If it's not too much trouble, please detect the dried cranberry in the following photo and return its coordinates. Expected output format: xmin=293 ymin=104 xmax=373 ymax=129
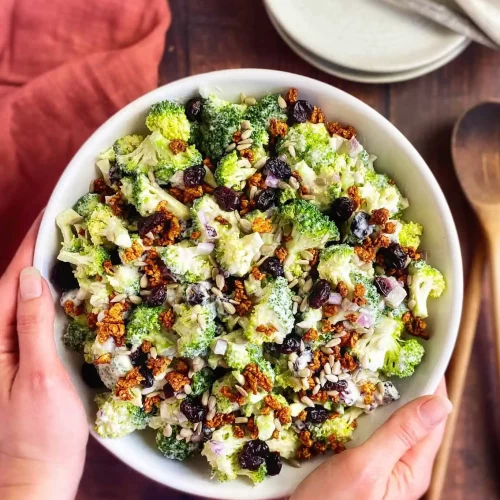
xmin=265 ymin=452 xmax=283 ymax=476
xmin=324 ymin=379 xmax=348 ymax=394
xmin=109 ymin=248 xmax=122 ymax=266
xmin=138 ymin=212 xmax=166 ymax=238
xmin=180 ymin=398 xmax=207 ymax=423
xmin=255 ymin=189 xmax=277 ymax=211
xmin=350 ymin=212 xmax=373 ymax=240
xmin=330 ymin=197 xmax=354 ymax=225
xmin=109 ymin=163 xmax=122 ymax=184
xmin=130 ymin=348 xmax=148 ymax=367
xmin=259 ymin=257 xmax=284 ymax=278
xmin=186 ymin=284 xmax=208 ymax=305
xmin=374 ymin=276 xmax=393 ymax=297
xmin=51 ymin=261 xmax=78 ymax=292
xmin=143 ymin=285 xmax=167 ymax=307
xmin=185 ymin=98 xmax=203 ymax=122
xmin=239 ymin=440 xmax=269 ymax=471
xmin=289 ymin=100 xmax=314 ymax=124
xmin=305 ymin=405 xmax=329 ymax=424
xmin=205 ymin=225 xmax=217 ymax=238
xmin=81 ymin=363 xmax=104 ymax=389
xmin=308 ymin=279 xmax=331 ymax=309
xmin=163 ymin=385 xmax=175 ymax=399
xmin=264 ymin=342 xmax=282 ymax=358
xmin=139 ymin=366 xmax=155 ymax=388
xmin=158 ymin=263 xmax=175 ymax=282
xmin=281 ymin=334 xmax=301 ymax=354
xmin=213 ymin=186 xmax=241 ymax=211
xmin=184 ymin=165 xmax=206 ymax=187
xmin=265 ymin=158 xmax=291 ymax=180
xmin=378 ymin=244 xmax=407 ymax=270
xmin=202 ymin=425 xmax=214 ymax=442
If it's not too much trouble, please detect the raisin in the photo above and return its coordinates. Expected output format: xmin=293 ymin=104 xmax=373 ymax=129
xmin=138 ymin=212 xmax=166 ymax=238
xmin=202 ymin=425 xmax=214 ymax=442
xmin=139 ymin=366 xmax=155 ymax=389
xmin=184 ymin=165 xmax=206 ymax=187
xmin=158 ymin=263 xmax=175 ymax=282
xmin=289 ymin=100 xmax=314 ymax=124
xmin=374 ymin=276 xmax=393 ymax=297
xmin=350 ymin=212 xmax=373 ymax=240
xmin=143 ymin=285 xmax=167 ymax=307
xmin=265 ymin=158 xmax=291 ymax=180
xmin=305 ymin=405 xmax=329 ymax=424
xmin=281 ymin=334 xmax=301 ymax=354
xmin=185 ymin=98 xmax=203 ymax=122
xmin=81 ymin=363 xmax=104 ymax=389
xmin=259 ymin=257 xmax=284 ymax=278
xmin=180 ymin=398 xmax=207 ymax=423
xmin=378 ymin=244 xmax=407 ymax=270
xmin=255 ymin=189 xmax=277 ymax=211
xmin=308 ymin=279 xmax=331 ymax=309
xmin=264 ymin=342 xmax=282 ymax=358
xmin=265 ymin=452 xmax=283 ymax=476
xmin=239 ymin=440 xmax=269 ymax=471
xmin=213 ymin=186 xmax=241 ymax=211
xmin=108 ymin=163 xmax=122 ymax=184
xmin=109 ymin=248 xmax=122 ymax=266
xmin=186 ymin=284 xmax=208 ymax=305
xmin=330 ymin=197 xmax=354 ymax=225
xmin=163 ymin=385 xmax=175 ymax=399
xmin=130 ymin=349 xmax=148 ymax=367
xmin=51 ymin=261 xmax=78 ymax=292
xmin=325 ymin=379 xmax=348 ymax=395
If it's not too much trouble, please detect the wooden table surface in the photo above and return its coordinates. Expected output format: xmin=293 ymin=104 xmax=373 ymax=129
xmin=76 ymin=1 xmax=500 ymax=498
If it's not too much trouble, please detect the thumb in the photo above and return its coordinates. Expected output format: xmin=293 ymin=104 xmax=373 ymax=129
xmin=359 ymin=394 xmax=452 ymax=470
xmin=17 ymin=267 xmax=58 ymax=372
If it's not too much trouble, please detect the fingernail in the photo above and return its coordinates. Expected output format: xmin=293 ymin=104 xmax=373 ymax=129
xmin=419 ymin=396 xmax=453 ymax=426
xmin=20 ymin=267 xmax=42 ymax=300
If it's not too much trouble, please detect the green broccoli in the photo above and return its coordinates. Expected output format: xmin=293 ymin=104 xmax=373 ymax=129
xmin=243 ymin=94 xmax=287 ymax=130
xmin=407 ymin=260 xmax=446 ymax=318
xmin=211 ymin=374 xmax=245 ymax=414
xmin=243 ymin=277 xmax=294 ymax=345
xmin=190 ymin=367 xmax=216 ymax=397
xmin=351 ymin=272 xmax=383 ymax=322
xmin=172 ymin=303 xmax=217 ymax=358
xmin=56 ymin=208 xmax=84 ymax=245
xmin=131 ymin=174 xmax=190 ymax=219
xmin=159 ymin=241 xmax=212 ymax=283
xmin=78 ymin=278 xmax=113 ymax=309
xmin=57 ymin=239 xmax=109 ymax=279
xmin=267 ymin=428 xmax=300 ymax=459
xmin=382 ymin=338 xmax=425 ymax=378
xmin=215 ymin=151 xmax=256 ymax=191
xmin=217 ymin=330 xmax=264 ymax=371
xmin=215 ymin=230 xmax=263 ymax=277
xmin=154 ymin=143 xmax=203 ymax=185
xmin=73 ymin=193 xmax=101 ymax=218
xmin=107 ymin=264 xmax=141 ymax=296
xmin=239 ymin=462 xmax=267 ymax=484
xmin=113 ymin=134 xmax=144 ymax=156
xmin=317 ymin=244 xmax=356 ymax=292
xmin=278 ymin=184 xmax=298 ymax=205
xmin=146 ymin=100 xmax=191 ymax=141
xmin=63 ymin=319 xmax=94 ymax=352
xmin=383 ymin=300 xmax=409 ymax=319
xmin=86 ymin=203 xmax=132 ymax=248
xmin=156 ymin=427 xmax=200 ymax=460
xmin=95 ymin=393 xmax=149 ymax=438
xmin=358 ymin=172 xmax=409 ymax=216
xmin=398 ymin=221 xmax=423 ymax=249
xmin=311 ymin=407 xmax=362 ymax=443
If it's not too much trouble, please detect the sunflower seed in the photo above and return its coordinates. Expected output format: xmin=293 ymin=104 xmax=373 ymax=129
xmin=288 ymin=361 xmax=295 ymax=372
xmin=407 ymin=275 xmax=412 ymax=285
xmin=319 ymin=372 xmax=326 ymax=386
xmin=326 ymin=338 xmax=342 ymax=348
xmin=302 ymin=279 xmax=313 ymax=294
xmin=148 ymin=170 xmax=156 ymax=183
xmin=321 ymin=346 xmax=333 ymax=355
xmin=327 ymin=390 xmax=339 ymax=397
xmin=252 ymin=251 xmax=262 ymax=263
xmin=193 ymin=421 xmax=201 ymax=432
xmin=150 ymin=347 xmax=157 ymax=359
xmin=303 ymin=266 xmax=311 ymax=273
xmin=288 ymin=279 xmax=299 ymax=289
xmin=312 ymin=384 xmax=321 ymax=395
xmin=241 ymin=129 xmax=253 ymax=140
xmin=211 ymin=287 xmax=223 ymax=298
xmin=288 ymin=176 xmax=300 ymax=190
xmin=299 ymin=296 xmax=308 ymax=312
xmin=408 ymin=299 xmax=416 ymax=309
xmin=182 ymin=384 xmax=192 ymax=395
xmin=324 ymin=363 xmax=332 ymax=375
xmin=89 ymin=180 xmax=95 ymax=193
xmin=198 ymin=314 xmax=207 ymax=329
xmin=333 ymin=330 xmax=348 ymax=338
xmin=133 ymin=261 xmax=147 ymax=267
xmin=202 ymin=391 xmax=210 ymax=407
xmin=254 ymin=156 xmax=268 ymax=170
xmin=296 ymin=259 xmax=309 ymax=266
xmin=278 ymin=95 xmax=287 ymax=109
xmin=301 ymin=378 xmax=310 ymax=389
xmin=377 ymin=382 xmax=386 ymax=394
xmin=289 ymin=352 xmax=298 ymax=362
xmin=244 ymin=96 xmax=257 ymax=106
xmin=241 ymin=119 xmax=251 ymax=130
xmin=301 ymin=194 xmax=316 ymax=200
xmin=111 ymin=293 xmax=127 ymax=303
xmin=180 ymin=428 xmax=193 ymax=439
xmin=223 ymin=302 xmax=236 ymax=315
xmin=176 ymin=393 xmax=187 ymax=400
xmin=292 ymin=302 xmax=298 ymax=314
xmin=239 ymin=219 xmax=252 ymax=232
xmin=260 ymin=244 xmax=275 ymax=256
xmin=140 ymin=274 xmax=149 ymax=289
xmin=216 ymin=274 xmax=225 ymax=290
xmin=299 ymin=340 xmax=305 ymax=353
xmin=274 ymin=229 xmax=282 ymax=242
xmin=206 ymin=408 xmax=216 ymax=421
xmin=139 ymin=290 xmax=152 ymax=296
xmin=238 ymin=138 xmax=253 ymax=147
xmin=240 ymin=92 xmax=247 ymax=103
xmin=145 ymin=231 xmax=155 ymax=240
xmin=128 ymin=295 xmax=142 ymax=305
xmin=287 ymin=458 xmax=302 ymax=468
xmin=274 ymin=418 xmax=282 ymax=431
xmin=208 ymin=395 xmax=217 ymax=411
xmin=163 ymin=424 xmax=173 ymax=437
xmin=233 ymin=373 xmax=245 ymax=386
xmin=225 ymin=143 xmax=236 ymax=153
xmin=235 ymin=385 xmax=248 ymax=397
xmin=315 ymin=177 xmax=327 ymax=186
xmin=332 ymin=361 xmax=342 ymax=375
xmin=325 ymin=374 xmax=338 ymax=383
xmin=298 ymin=368 xmax=310 ymax=378
xmin=329 ymin=355 xmax=336 ymax=366
xmin=301 ymin=396 xmax=315 ymax=408
xmin=249 ymin=185 xmax=258 ymax=201
xmin=235 ymin=417 xmax=249 ymax=424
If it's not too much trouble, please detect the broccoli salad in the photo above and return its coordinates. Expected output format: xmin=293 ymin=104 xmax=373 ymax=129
xmin=52 ymin=87 xmax=446 ymax=484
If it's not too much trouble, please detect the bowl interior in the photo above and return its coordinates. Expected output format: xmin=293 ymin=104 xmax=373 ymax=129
xmin=34 ymin=69 xmax=462 ymax=500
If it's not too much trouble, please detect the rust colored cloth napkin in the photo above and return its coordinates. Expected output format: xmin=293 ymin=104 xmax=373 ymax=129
xmin=0 ymin=0 xmax=171 ymax=272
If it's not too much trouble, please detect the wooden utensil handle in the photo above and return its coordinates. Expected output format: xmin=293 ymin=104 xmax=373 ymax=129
xmin=426 ymin=244 xmax=485 ymax=500
xmin=487 ymin=235 xmax=500 ymax=391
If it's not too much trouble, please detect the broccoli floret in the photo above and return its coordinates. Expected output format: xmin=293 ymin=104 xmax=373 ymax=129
xmin=317 ymin=244 xmax=356 ymax=291
xmin=382 ymin=338 xmax=425 ymax=378
xmin=384 ymin=300 xmax=409 ymax=319
xmin=278 ymin=184 xmax=298 ymax=205
xmin=243 ymin=94 xmax=287 ymax=130
xmin=95 ymin=393 xmax=149 ymax=438
xmin=215 ymin=230 xmax=263 ymax=277
xmin=408 ymin=260 xmax=446 ymax=318
xmin=212 ymin=374 xmax=244 ymax=414
xmin=73 ymin=193 xmax=101 ymax=218
xmin=311 ymin=407 xmax=362 ymax=443
xmin=352 ymin=316 xmax=404 ymax=372
xmin=57 ymin=239 xmax=109 ymax=279
xmin=156 ymin=427 xmax=200 ymax=460
xmin=199 ymin=95 xmax=247 ymax=159
xmin=107 ymin=264 xmax=141 ymax=296
xmin=358 ymin=172 xmax=409 ymax=216
xmin=159 ymin=241 xmax=212 ymax=283
xmin=352 ymin=272 xmax=383 ymax=322
xmin=190 ymin=367 xmax=216 ymax=397
xmin=218 ymin=330 xmax=264 ymax=371
xmin=238 ymin=463 xmax=267 ymax=485
xmin=132 ymin=174 xmax=190 ymax=219
xmin=215 ymin=151 xmax=256 ymax=191
xmin=279 ymin=200 xmax=339 ymax=260
xmin=267 ymin=428 xmax=300 ymax=459
xmin=56 ymin=208 xmax=84 ymax=245
xmin=172 ymin=303 xmax=216 ymax=358
xmin=255 ymin=412 xmax=276 ymax=441
xmin=113 ymin=134 xmax=144 ymax=156
xmin=78 ymin=277 xmax=113 ymax=309
xmin=146 ymin=100 xmax=191 ymax=141
xmin=86 ymin=203 xmax=132 ymax=248
xmin=398 ymin=221 xmax=423 ymax=249
xmin=243 ymin=277 xmax=294 ymax=345
xmin=153 ymin=143 xmax=203 ymax=185
xmin=63 ymin=319 xmax=94 ymax=352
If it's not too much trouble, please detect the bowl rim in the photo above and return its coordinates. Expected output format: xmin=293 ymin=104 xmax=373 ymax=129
xmin=34 ymin=68 xmax=463 ymax=499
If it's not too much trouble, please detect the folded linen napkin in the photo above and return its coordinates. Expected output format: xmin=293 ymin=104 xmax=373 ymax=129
xmin=0 ymin=0 xmax=171 ymax=272
xmin=456 ymin=0 xmax=500 ymax=46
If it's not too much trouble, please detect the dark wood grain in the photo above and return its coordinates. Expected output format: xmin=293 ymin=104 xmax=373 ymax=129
xmin=78 ymin=1 xmax=500 ymax=498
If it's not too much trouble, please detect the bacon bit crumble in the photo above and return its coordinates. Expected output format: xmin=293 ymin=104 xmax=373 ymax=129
xmin=337 ymin=281 xmax=348 ymax=298
xmin=299 ymin=186 xmax=309 ymax=197
xmin=269 ymin=118 xmax=289 ymax=138
xmin=215 ymin=215 xmax=229 ymax=225
xmin=206 ymin=412 xmax=235 ymax=429
xmin=87 ymin=313 xmax=98 ymax=331
xmin=248 ymin=172 xmax=263 ymax=187
xmin=169 ymin=139 xmax=188 ymax=154
xmin=203 ymin=158 xmax=214 ymax=171
xmin=251 ymin=266 xmax=266 ymax=281
xmin=97 ymin=303 xmax=128 ymax=346
xmin=63 ymin=300 xmax=84 ymax=318
xmin=234 ymin=280 xmax=252 ymax=316
xmin=233 ymin=425 xmax=245 ymax=438
xmin=383 ymin=221 xmax=396 ymax=234
xmin=159 ymin=309 xmax=175 ymax=329
xmin=94 ymin=353 xmax=111 ymax=365
xmin=275 ymin=246 xmax=288 ymax=263
xmin=256 ymin=325 xmax=278 ymax=336
xmin=240 ymin=149 xmax=255 ymax=164
xmin=220 ymin=386 xmax=246 ymax=406
xmin=141 ymin=340 xmax=152 ymax=353
xmin=246 ymin=417 xmax=259 ymax=439
xmin=103 ymin=259 xmax=114 ymax=275
xmin=165 ymin=371 xmax=190 ymax=392
xmin=309 ymin=106 xmax=326 ymax=124
xmin=190 ymin=231 xmax=201 ymax=240
xmin=352 ymin=283 xmax=367 ymax=307
xmin=115 ymin=367 xmax=144 ymax=401
xmin=232 ymin=130 xmax=242 ymax=143
xmin=299 ymin=430 xmax=313 ymax=448
xmin=243 ymin=363 xmax=273 ymax=395
xmin=252 ymin=217 xmax=273 ymax=233
xmin=369 ymin=208 xmax=390 ymax=226
xmin=284 ymin=88 xmax=298 ymax=104
xmin=147 ymin=357 xmax=170 ymax=376
xmin=323 ymin=304 xmax=339 ymax=318
xmin=346 ymin=185 xmax=362 ymax=210
xmin=326 ymin=121 xmax=357 ymax=139
xmin=303 ymin=328 xmax=318 ymax=342
xmin=402 ymin=311 xmax=429 ymax=339
xmin=144 ymin=395 xmax=161 ymax=413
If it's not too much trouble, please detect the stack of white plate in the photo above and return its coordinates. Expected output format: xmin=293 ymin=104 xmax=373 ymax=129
xmin=264 ymin=0 xmax=470 ymax=83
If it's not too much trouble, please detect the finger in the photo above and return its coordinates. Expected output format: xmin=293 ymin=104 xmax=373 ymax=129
xmin=359 ymin=394 xmax=452 ymax=470
xmin=16 ymin=267 xmax=58 ymax=372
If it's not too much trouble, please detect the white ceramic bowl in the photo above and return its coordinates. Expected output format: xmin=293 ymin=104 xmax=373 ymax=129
xmin=34 ymin=69 xmax=463 ymax=500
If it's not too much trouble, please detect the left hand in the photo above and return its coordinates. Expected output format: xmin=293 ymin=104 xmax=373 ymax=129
xmin=0 ymin=216 xmax=88 ymax=500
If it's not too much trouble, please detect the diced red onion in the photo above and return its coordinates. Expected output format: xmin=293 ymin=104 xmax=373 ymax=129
xmin=341 ymin=298 xmax=352 ymax=311
xmin=214 ymin=339 xmax=227 ymax=355
xmin=332 ymin=173 xmax=341 ymax=183
xmin=328 ymin=293 xmax=343 ymax=305
xmin=348 ymin=137 xmax=363 ymax=157
xmin=169 ymin=170 xmax=185 ymax=189
xmin=357 ymin=313 xmax=374 ymax=328
xmin=196 ymin=242 xmax=215 ymax=255
xmin=348 ymin=303 xmax=360 ymax=312
xmin=265 ymin=173 xmax=280 ymax=188
xmin=198 ymin=210 xmax=207 ymax=225
xmin=210 ymin=441 xmax=224 ymax=456
xmin=385 ymin=284 xmax=407 ymax=308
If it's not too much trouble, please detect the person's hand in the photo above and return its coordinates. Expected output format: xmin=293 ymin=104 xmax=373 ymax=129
xmin=0 ymin=217 xmax=88 ymax=500
xmin=292 ymin=380 xmax=451 ymax=500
